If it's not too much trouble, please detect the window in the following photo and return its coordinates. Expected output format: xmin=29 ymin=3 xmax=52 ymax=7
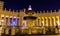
xmin=10 ymin=18 xmax=12 ymax=25
xmin=56 ymin=18 xmax=58 ymax=27
xmin=1 ymin=17 xmax=4 ymax=23
xmin=6 ymin=18 xmax=8 ymax=24
xmin=13 ymin=18 xmax=16 ymax=26
xmin=2 ymin=17 xmax=4 ymax=19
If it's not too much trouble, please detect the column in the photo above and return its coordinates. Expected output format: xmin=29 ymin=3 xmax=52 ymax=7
xmin=43 ymin=17 xmax=46 ymax=34
xmin=36 ymin=18 xmax=38 ymax=26
xmin=59 ymin=16 xmax=60 ymax=34
xmin=48 ymin=17 xmax=50 ymax=27
xmin=16 ymin=17 xmax=19 ymax=34
xmin=57 ymin=16 xmax=60 ymax=34
xmin=40 ymin=17 xmax=42 ymax=27
xmin=0 ymin=15 xmax=2 ymax=36
xmin=46 ymin=17 xmax=48 ymax=32
xmin=11 ymin=17 xmax=16 ymax=35
xmin=41 ymin=17 xmax=44 ymax=27
xmin=39 ymin=17 xmax=42 ymax=33
xmin=5 ymin=16 xmax=10 ymax=35
xmin=38 ymin=17 xmax=40 ymax=27
xmin=11 ymin=28 xmax=15 ymax=36
xmin=55 ymin=16 xmax=59 ymax=34
xmin=4 ymin=16 xmax=6 ymax=34
xmin=19 ymin=17 xmax=21 ymax=32
xmin=41 ymin=17 xmax=44 ymax=34
xmin=54 ymin=17 xmax=56 ymax=27
xmin=5 ymin=28 xmax=9 ymax=35
xmin=11 ymin=17 xmax=13 ymax=35
xmin=50 ymin=17 xmax=52 ymax=27
xmin=42 ymin=17 xmax=45 ymax=27
xmin=20 ymin=16 xmax=23 ymax=30
xmin=52 ymin=17 xmax=54 ymax=27
xmin=17 ymin=17 xmax=20 ymax=27
xmin=45 ymin=17 xmax=47 ymax=34
xmin=19 ymin=16 xmax=21 ymax=27
xmin=1 ymin=15 xmax=4 ymax=34
xmin=39 ymin=17 xmax=41 ymax=27
xmin=45 ymin=17 xmax=48 ymax=27
xmin=15 ymin=16 xmax=17 ymax=34
xmin=34 ymin=19 xmax=37 ymax=27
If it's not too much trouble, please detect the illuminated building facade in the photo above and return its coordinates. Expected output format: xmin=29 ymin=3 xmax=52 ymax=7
xmin=0 ymin=1 xmax=60 ymax=35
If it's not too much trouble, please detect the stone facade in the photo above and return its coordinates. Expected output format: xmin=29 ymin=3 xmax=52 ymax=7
xmin=0 ymin=1 xmax=60 ymax=35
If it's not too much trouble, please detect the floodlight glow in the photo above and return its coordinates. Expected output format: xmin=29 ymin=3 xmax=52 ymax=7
xmin=1 ymin=20 xmax=4 ymax=22
xmin=14 ymin=16 xmax=16 ymax=18
xmin=57 ymin=21 xmax=59 ymax=26
xmin=28 ymin=5 xmax=32 ymax=10
xmin=6 ymin=16 xmax=9 ymax=17
xmin=10 ymin=16 xmax=12 ymax=18
xmin=13 ymin=21 xmax=16 ymax=26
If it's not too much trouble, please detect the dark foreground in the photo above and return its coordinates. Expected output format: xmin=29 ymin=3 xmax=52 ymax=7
xmin=1 ymin=34 xmax=60 ymax=36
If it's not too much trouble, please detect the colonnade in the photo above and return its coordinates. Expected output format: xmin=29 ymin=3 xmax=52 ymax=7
xmin=0 ymin=15 xmax=60 ymax=35
xmin=0 ymin=15 xmax=21 ymax=35
xmin=20 ymin=16 xmax=60 ymax=34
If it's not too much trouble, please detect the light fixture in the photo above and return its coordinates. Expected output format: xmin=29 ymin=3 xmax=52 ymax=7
xmin=1 ymin=19 xmax=4 ymax=22
xmin=14 ymin=16 xmax=16 ymax=18
xmin=10 ymin=16 xmax=12 ymax=18
xmin=57 ymin=21 xmax=59 ymax=26
xmin=1 ymin=14 xmax=4 ymax=17
xmin=13 ymin=21 xmax=16 ymax=26
xmin=6 ymin=16 xmax=9 ymax=17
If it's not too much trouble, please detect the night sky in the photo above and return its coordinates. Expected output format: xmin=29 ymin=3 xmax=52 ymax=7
xmin=1 ymin=0 xmax=60 ymax=12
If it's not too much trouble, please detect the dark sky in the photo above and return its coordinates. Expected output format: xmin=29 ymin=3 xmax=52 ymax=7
xmin=2 ymin=0 xmax=60 ymax=12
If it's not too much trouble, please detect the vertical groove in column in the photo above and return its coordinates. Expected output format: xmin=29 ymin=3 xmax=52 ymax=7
xmin=46 ymin=17 xmax=48 ymax=27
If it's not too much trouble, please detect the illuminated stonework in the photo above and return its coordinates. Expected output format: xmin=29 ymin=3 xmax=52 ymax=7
xmin=0 ymin=1 xmax=60 ymax=35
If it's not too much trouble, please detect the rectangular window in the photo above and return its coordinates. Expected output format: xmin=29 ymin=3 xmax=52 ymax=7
xmin=10 ymin=18 xmax=12 ymax=25
xmin=1 ymin=17 xmax=4 ymax=23
xmin=56 ymin=18 xmax=58 ymax=26
xmin=13 ymin=18 xmax=16 ymax=26
xmin=2 ymin=17 xmax=4 ymax=19
xmin=6 ymin=18 xmax=8 ymax=24
xmin=17 ymin=18 xmax=19 ymax=24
